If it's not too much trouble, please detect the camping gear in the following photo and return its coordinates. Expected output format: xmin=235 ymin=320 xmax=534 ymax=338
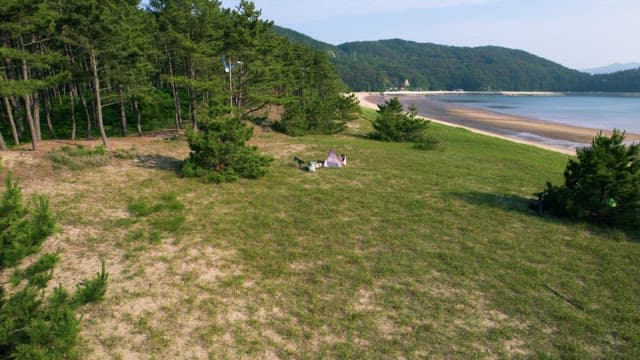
xmin=324 ymin=149 xmax=343 ymax=168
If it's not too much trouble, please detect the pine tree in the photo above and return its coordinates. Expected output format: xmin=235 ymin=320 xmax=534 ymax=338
xmin=276 ymin=43 xmax=360 ymax=135
xmin=182 ymin=115 xmax=273 ymax=183
xmin=544 ymin=130 xmax=640 ymax=226
xmin=369 ymin=97 xmax=430 ymax=142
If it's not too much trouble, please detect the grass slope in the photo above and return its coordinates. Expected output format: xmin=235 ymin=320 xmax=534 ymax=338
xmin=2 ymin=112 xmax=639 ymax=358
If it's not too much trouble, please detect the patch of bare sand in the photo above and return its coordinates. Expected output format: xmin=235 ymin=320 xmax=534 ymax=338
xmin=447 ymin=106 xmax=640 ymax=144
xmin=80 ymin=238 xmax=243 ymax=359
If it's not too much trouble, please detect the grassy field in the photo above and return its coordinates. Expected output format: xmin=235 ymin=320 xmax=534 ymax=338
xmin=2 ymin=110 xmax=639 ymax=359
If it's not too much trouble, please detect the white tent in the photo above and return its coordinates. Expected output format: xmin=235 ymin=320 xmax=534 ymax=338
xmin=324 ymin=149 xmax=343 ymax=168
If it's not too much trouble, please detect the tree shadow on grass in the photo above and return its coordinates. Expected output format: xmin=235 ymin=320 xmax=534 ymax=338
xmin=451 ymin=190 xmax=541 ymax=217
xmin=133 ymin=154 xmax=183 ymax=172
xmin=451 ymin=191 xmax=639 ymax=242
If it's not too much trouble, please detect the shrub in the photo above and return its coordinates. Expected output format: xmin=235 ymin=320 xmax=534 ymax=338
xmin=369 ymin=98 xmax=433 ymax=144
xmin=0 ymin=175 xmax=55 ymax=269
xmin=542 ymin=130 xmax=640 ymax=227
xmin=182 ymin=116 xmax=273 ymax=183
xmin=71 ymin=260 xmax=109 ymax=307
xmin=0 ymin=177 xmax=108 ymax=359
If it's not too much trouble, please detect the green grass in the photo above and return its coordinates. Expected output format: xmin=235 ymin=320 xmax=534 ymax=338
xmin=41 ymin=112 xmax=640 ymax=358
xmin=47 ymin=144 xmax=138 ymax=170
xmin=47 ymin=145 xmax=110 ymax=170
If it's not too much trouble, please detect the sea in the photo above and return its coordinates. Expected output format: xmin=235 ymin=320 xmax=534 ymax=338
xmin=434 ymin=94 xmax=640 ymax=134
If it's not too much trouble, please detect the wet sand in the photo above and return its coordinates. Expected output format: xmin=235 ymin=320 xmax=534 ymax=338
xmin=356 ymin=92 xmax=640 ymax=156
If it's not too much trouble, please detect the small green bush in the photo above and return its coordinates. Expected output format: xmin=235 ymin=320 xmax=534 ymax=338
xmin=182 ymin=116 xmax=273 ymax=183
xmin=0 ymin=178 xmax=108 ymax=359
xmin=0 ymin=175 xmax=55 ymax=269
xmin=369 ymin=98 xmax=436 ymax=147
xmin=71 ymin=260 xmax=109 ymax=307
xmin=543 ymin=130 xmax=640 ymax=227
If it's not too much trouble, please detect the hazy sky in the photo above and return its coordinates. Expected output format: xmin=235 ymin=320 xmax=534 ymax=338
xmin=219 ymin=0 xmax=640 ymax=70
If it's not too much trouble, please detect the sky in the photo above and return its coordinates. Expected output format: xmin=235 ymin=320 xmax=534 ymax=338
xmin=219 ymin=0 xmax=640 ymax=70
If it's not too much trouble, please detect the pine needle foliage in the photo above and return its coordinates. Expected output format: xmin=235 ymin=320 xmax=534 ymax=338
xmin=182 ymin=117 xmax=273 ymax=183
xmin=369 ymin=98 xmax=439 ymax=148
xmin=543 ymin=130 xmax=640 ymax=227
xmin=0 ymin=177 xmax=108 ymax=359
xmin=0 ymin=175 xmax=55 ymax=269
xmin=71 ymin=260 xmax=109 ymax=308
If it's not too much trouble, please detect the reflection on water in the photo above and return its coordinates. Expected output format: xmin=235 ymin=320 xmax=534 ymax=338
xmin=433 ymin=94 xmax=640 ymax=133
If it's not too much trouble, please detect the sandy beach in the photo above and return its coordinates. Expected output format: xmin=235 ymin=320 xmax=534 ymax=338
xmin=355 ymin=92 xmax=640 ymax=156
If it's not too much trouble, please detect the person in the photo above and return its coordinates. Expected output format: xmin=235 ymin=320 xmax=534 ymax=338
xmin=340 ymin=154 xmax=347 ymax=166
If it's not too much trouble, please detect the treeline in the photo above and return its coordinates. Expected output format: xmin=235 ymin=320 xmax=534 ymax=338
xmin=0 ymin=0 xmax=351 ymax=150
xmin=272 ymin=28 xmax=640 ymax=93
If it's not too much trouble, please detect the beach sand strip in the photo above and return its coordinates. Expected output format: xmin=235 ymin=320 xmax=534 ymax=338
xmin=356 ymin=92 xmax=640 ymax=156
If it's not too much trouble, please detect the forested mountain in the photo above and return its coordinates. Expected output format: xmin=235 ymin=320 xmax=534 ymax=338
xmin=333 ymin=40 xmax=590 ymax=91
xmin=0 ymin=1 xmax=351 ymax=150
xmin=274 ymin=27 xmax=640 ymax=92
xmin=273 ymin=26 xmax=339 ymax=55
xmin=587 ymin=68 xmax=640 ymax=92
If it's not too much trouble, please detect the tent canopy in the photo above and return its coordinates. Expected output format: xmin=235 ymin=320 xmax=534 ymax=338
xmin=324 ymin=149 xmax=343 ymax=168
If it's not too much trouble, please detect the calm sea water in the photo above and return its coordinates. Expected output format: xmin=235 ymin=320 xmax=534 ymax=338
xmin=435 ymin=94 xmax=640 ymax=133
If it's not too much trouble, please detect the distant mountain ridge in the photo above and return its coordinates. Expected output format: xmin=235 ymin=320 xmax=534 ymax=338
xmin=582 ymin=63 xmax=640 ymax=75
xmin=273 ymin=26 xmax=338 ymax=54
xmin=273 ymin=26 xmax=640 ymax=92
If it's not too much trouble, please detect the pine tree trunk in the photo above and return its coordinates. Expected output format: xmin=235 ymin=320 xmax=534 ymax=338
xmin=189 ymin=60 xmax=198 ymax=131
xmin=32 ymin=92 xmax=42 ymax=141
xmin=53 ymin=85 xmax=62 ymax=105
xmin=70 ymin=84 xmax=77 ymax=140
xmin=167 ymin=51 xmax=182 ymax=131
xmin=0 ymin=130 xmax=6 ymax=150
xmin=13 ymin=97 xmax=24 ymax=135
xmin=2 ymin=96 xmax=20 ymax=145
xmin=118 ymin=84 xmax=128 ymax=136
xmin=134 ymin=99 xmax=142 ymax=136
xmin=19 ymin=43 xmax=38 ymax=150
xmin=90 ymin=49 xmax=108 ymax=148
xmin=22 ymin=95 xmax=36 ymax=150
xmin=44 ymin=92 xmax=56 ymax=139
xmin=190 ymin=95 xmax=197 ymax=131
xmin=78 ymin=85 xmax=92 ymax=138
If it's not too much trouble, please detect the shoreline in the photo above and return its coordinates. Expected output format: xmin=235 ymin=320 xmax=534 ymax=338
xmin=355 ymin=92 xmax=640 ymax=156
xmin=380 ymin=90 xmax=640 ymax=97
